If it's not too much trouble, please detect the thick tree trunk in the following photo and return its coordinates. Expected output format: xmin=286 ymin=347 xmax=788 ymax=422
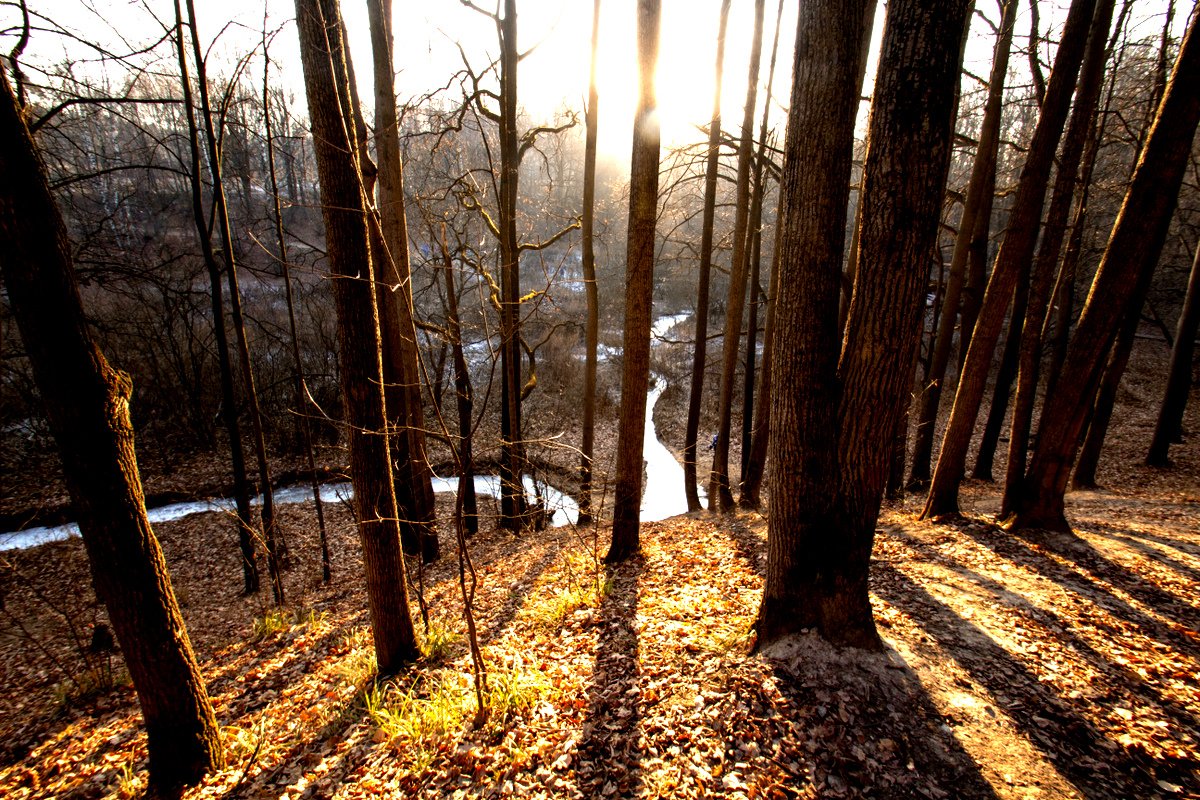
xmin=710 ymin=0 xmax=767 ymax=510
xmin=922 ymin=0 xmax=1098 ymax=519
xmin=909 ymin=0 xmax=1017 ymax=488
xmin=295 ymin=0 xmax=419 ymax=672
xmin=1008 ymin=15 xmax=1200 ymax=531
xmin=579 ymin=0 xmax=603 ymax=525
xmin=185 ymin=0 xmax=283 ymax=604
xmin=682 ymin=0 xmax=731 ymax=513
xmin=758 ymin=0 xmax=967 ymax=650
xmin=1147 ymin=240 xmax=1200 ymax=465
xmin=1001 ymin=0 xmax=1116 ymax=515
xmin=174 ymin=3 xmax=260 ymax=596
xmin=0 ymin=65 xmax=223 ymax=793
xmin=608 ymin=0 xmax=661 ymax=562
xmin=368 ymin=0 xmax=439 ymax=561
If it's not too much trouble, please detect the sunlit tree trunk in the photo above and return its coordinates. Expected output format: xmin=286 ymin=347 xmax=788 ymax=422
xmin=682 ymin=0 xmax=731 ymax=513
xmin=922 ymin=0 xmax=1098 ymax=519
xmin=1008 ymin=14 xmax=1200 ymax=531
xmin=294 ymin=0 xmax=419 ymax=672
xmin=0 ymin=65 xmax=223 ymax=793
xmin=608 ymin=0 xmax=662 ymax=562
xmin=579 ymin=0 xmax=603 ymax=525
xmin=710 ymin=0 xmax=766 ymax=510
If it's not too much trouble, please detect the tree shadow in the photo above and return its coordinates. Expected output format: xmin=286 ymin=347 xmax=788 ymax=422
xmin=576 ymin=557 xmax=643 ymax=798
xmin=955 ymin=522 xmax=1198 ymax=655
xmin=1084 ymin=525 xmax=1200 ymax=586
xmin=478 ymin=533 xmax=568 ymax=645
xmin=873 ymin=561 xmax=1189 ymax=798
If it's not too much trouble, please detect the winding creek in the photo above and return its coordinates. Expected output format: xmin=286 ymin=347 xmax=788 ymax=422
xmin=1 ymin=314 xmax=693 ymax=551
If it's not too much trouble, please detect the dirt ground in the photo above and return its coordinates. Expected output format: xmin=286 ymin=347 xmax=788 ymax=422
xmin=0 ymin=338 xmax=1196 ymax=799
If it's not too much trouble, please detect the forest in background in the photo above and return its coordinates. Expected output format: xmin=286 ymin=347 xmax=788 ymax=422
xmin=0 ymin=0 xmax=1198 ymax=796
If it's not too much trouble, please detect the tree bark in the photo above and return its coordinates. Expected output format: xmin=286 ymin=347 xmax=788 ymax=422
xmin=758 ymin=0 xmax=968 ymax=649
xmin=1000 ymin=0 xmax=1116 ymax=515
xmin=579 ymin=0 xmax=603 ymax=525
xmin=710 ymin=0 xmax=768 ymax=510
xmin=294 ymin=0 xmax=419 ymax=672
xmin=1147 ymin=238 xmax=1200 ymax=465
xmin=608 ymin=0 xmax=661 ymax=562
xmin=368 ymin=0 xmax=439 ymax=561
xmin=0 ymin=65 xmax=223 ymax=793
xmin=1008 ymin=14 xmax=1200 ymax=531
xmin=440 ymin=227 xmax=480 ymax=535
xmin=908 ymin=0 xmax=1017 ymax=488
xmin=682 ymin=0 xmax=731 ymax=513
xmin=922 ymin=0 xmax=1098 ymax=519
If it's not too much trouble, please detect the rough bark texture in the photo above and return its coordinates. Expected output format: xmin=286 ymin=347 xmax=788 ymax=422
xmin=0 ymin=66 xmax=223 ymax=793
xmin=295 ymin=0 xmax=418 ymax=672
xmin=578 ymin=0 xmax=603 ymax=524
xmin=608 ymin=0 xmax=661 ymax=562
xmin=1147 ymin=240 xmax=1200 ymax=465
xmin=908 ymin=0 xmax=1017 ymax=488
xmin=1008 ymin=14 xmax=1200 ymax=531
xmin=1000 ymin=0 xmax=1116 ymax=515
xmin=710 ymin=0 xmax=766 ymax=510
xmin=682 ymin=0 xmax=731 ymax=513
xmin=368 ymin=0 xmax=439 ymax=561
xmin=922 ymin=0 xmax=1098 ymax=519
xmin=758 ymin=0 xmax=967 ymax=649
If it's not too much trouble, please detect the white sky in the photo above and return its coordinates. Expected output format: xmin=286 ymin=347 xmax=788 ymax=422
xmin=6 ymin=0 xmax=1189 ymax=160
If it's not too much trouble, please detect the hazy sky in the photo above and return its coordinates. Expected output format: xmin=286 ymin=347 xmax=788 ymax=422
xmin=6 ymin=0 xmax=1189 ymax=162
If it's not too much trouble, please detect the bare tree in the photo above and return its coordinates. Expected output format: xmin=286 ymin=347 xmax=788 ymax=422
xmin=579 ymin=0 xmax=604 ymax=525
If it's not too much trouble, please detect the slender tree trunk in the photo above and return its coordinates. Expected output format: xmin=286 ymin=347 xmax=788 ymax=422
xmin=909 ymin=0 xmax=1017 ymax=488
xmin=607 ymin=0 xmax=661 ymax=562
xmin=759 ymin=0 xmax=968 ymax=650
xmin=739 ymin=217 xmax=783 ymax=508
xmin=710 ymin=0 xmax=768 ymax=510
xmin=1000 ymin=0 xmax=1117 ymax=515
xmin=683 ymin=0 xmax=732 ymax=513
xmin=174 ymin=3 xmax=260 ymax=596
xmin=294 ymin=0 xmax=419 ymax=672
xmin=368 ymin=0 xmax=439 ymax=561
xmin=185 ymin=0 xmax=283 ymax=605
xmin=262 ymin=37 xmax=331 ymax=583
xmin=922 ymin=0 xmax=1098 ymax=519
xmin=739 ymin=0 xmax=785 ymax=486
xmin=498 ymin=0 xmax=530 ymax=530
xmin=1008 ymin=14 xmax=1200 ymax=531
xmin=0 ymin=65 xmax=223 ymax=794
xmin=440 ymin=227 xmax=479 ymax=535
xmin=1147 ymin=239 xmax=1200 ymax=465
xmin=579 ymin=0 xmax=603 ymax=525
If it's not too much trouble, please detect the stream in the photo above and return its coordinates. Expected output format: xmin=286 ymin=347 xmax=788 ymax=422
xmin=1 ymin=314 xmax=693 ymax=551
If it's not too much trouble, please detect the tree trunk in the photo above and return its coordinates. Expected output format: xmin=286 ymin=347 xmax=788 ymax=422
xmin=294 ymin=0 xmax=419 ymax=672
xmin=607 ymin=0 xmax=662 ymax=562
xmin=579 ymin=0 xmax=603 ymax=525
xmin=368 ymin=0 xmax=439 ymax=561
xmin=683 ymin=0 xmax=732 ymax=513
xmin=0 ymin=65 xmax=223 ymax=794
xmin=922 ymin=0 xmax=1098 ymax=519
xmin=440 ymin=227 xmax=480 ymax=535
xmin=1001 ymin=0 xmax=1116 ymax=515
xmin=973 ymin=286 xmax=1026 ymax=481
xmin=908 ymin=0 xmax=1017 ymax=488
xmin=710 ymin=0 xmax=768 ymax=510
xmin=263 ymin=40 xmax=332 ymax=584
xmin=1147 ymin=239 xmax=1200 ymax=465
xmin=739 ymin=217 xmax=783 ymax=508
xmin=1008 ymin=14 xmax=1200 ymax=531
xmin=174 ymin=2 xmax=260 ymax=596
xmin=185 ymin=0 xmax=284 ymax=605
xmin=759 ymin=0 xmax=967 ymax=649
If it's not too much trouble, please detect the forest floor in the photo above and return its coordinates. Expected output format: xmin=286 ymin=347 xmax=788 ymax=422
xmin=0 ymin=343 xmax=1198 ymax=799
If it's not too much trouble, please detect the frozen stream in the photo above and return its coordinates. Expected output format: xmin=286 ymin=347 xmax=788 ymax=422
xmin=1 ymin=314 xmax=694 ymax=551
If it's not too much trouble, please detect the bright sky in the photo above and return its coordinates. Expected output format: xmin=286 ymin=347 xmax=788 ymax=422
xmin=5 ymin=0 xmax=1188 ymax=162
